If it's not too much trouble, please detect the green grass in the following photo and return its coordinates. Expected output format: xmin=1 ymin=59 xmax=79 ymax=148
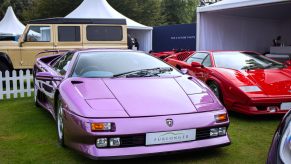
xmin=0 ymin=98 xmax=282 ymax=164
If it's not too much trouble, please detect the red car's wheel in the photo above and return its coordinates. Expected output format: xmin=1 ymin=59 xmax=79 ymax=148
xmin=208 ymin=81 xmax=223 ymax=102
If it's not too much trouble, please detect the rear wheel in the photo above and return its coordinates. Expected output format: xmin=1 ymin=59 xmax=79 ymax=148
xmin=56 ymin=97 xmax=65 ymax=147
xmin=0 ymin=60 xmax=10 ymax=77
xmin=208 ymin=81 xmax=223 ymax=102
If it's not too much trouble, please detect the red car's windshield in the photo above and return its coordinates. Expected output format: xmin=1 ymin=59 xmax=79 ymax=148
xmin=213 ymin=52 xmax=284 ymax=70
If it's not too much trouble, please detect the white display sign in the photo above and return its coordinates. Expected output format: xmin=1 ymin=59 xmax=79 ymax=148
xmin=146 ymin=129 xmax=196 ymax=146
xmin=281 ymin=102 xmax=291 ymax=111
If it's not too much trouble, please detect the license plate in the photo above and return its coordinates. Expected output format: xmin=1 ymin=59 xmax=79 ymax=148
xmin=146 ymin=129 xmax=196 ymax=146
xmin=281 ymin=102 xmax=291 ymax=110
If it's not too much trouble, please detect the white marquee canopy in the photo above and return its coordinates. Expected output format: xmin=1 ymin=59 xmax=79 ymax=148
xmin=0 ymin=6 xmax=25 ymax=36
xmin=197 ymin=0 xmax=291 ymax=53
xmin=66 ymin=0 xmax=153 ymax=52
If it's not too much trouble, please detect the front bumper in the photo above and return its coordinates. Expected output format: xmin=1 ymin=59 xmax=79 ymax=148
xmin=62 ymin=109 xmax=230 ymax=159
xmin=83 ymin=135 xmax=230 ymax=160
xmin=230 ymin=97 xmax=291 ymax=115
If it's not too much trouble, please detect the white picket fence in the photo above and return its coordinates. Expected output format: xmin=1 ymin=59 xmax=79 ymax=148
xmin=0 ymin=70 xmax=33 ymax=100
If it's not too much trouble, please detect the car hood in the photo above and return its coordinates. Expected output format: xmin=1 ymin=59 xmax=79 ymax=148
xmin=216 ymin=68 xmax=291 ymax=96
xmin=62 ymin=76 xmax=213 ymax=118
xmin=246 ymin=69 xmax=291 ymax=96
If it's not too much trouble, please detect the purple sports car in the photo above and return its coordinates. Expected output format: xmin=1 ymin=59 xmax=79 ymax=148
xmin=33 ymin=49 xmax=230 ymax=159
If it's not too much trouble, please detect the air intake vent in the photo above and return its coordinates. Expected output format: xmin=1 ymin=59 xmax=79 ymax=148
xmin=71 ymin=81 xmax=83 ymax=84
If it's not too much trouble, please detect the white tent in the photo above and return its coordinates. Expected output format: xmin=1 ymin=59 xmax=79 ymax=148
xmin=0 ymin=6 xmax=25 ymax=36
xmin=196 ymin=0 xmax=291 ymax=53
xmin=66 ymin=0 xmax=153 ymax=52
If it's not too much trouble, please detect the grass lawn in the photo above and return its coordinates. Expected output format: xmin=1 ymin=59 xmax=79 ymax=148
xmin=0 ymin=97 xmax=282 ymax=164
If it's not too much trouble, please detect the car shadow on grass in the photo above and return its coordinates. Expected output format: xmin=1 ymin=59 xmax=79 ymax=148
xmin=228 ymin=111 xmax=283 ymax=122
xmin=71 ymin=148 xmax=227 ymax=164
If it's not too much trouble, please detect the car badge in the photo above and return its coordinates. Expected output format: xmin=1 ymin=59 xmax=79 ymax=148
xmin=166 ymin=119 xmax=174 ymax=127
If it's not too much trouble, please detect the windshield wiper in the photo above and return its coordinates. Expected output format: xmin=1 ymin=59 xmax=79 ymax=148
xmin=264 ymin=63 xmax=284 ymax=69
xmin=113 ymin=67 xmax=173 ymax=78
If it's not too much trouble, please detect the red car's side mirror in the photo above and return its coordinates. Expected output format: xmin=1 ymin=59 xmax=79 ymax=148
xmin=191 ymin=62 xmax=203 ymax=68
xmin=284 ymin=60 xmax=291 ymax=66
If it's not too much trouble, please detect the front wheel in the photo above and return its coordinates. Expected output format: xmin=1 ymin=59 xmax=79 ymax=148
xmin=56 ymin=97 xmax=65 ymax=147
xmin=208 ymin=81 xmax=223 ymax=102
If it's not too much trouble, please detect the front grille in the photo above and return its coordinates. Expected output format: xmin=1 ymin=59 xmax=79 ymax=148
xmin=115 ymin=128 xmax=225 ymax=148
xmin=120 ymin=135 xmax=145 ymax=147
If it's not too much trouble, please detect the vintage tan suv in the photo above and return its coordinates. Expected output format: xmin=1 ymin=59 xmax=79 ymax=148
xmin=0 ymin=18 xmax=127 ymax=73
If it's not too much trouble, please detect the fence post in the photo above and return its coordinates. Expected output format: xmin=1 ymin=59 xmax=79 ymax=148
xmin=12 ymin=70 xmax=17 ymax=99
xmin=26 ymin=70 xmax=32 ymax=97
xmin=5 ymin=71 xmax=10 ymax=99
xmin=19 ymin=70 xmax=24 ymax=98
xmin=0 ymin=71 xmax=3 ymax=100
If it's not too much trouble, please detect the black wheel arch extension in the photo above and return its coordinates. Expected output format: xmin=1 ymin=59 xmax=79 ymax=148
xmin=0 ymin=52 xmax=13 ymax=70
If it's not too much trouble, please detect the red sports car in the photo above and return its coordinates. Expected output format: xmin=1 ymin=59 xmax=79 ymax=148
xmin=151 ymin=49 xmax=194 ymax=60
xmin=165 ymin=51 xmax=291 ymax=115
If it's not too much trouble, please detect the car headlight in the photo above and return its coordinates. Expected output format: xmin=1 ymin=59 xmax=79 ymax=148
xmin=239 ymin=86 xmax=261 ymax=92
xmin=279 ymin=122 xmax=291 ymax=163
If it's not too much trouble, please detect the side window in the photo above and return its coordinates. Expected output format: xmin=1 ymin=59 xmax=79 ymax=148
xmin=53 ymin=53 xmax=74 ymax=75
xmin=186 ymin=53 xmax=208 ymax=64
xmin=202 ymin=55 xmax=212 ymax=67
xmin=58 ymin=26 xmax=81 ymax=42
xmin=25 ymin=26 xmax=51 ymax=42
xmin=86 ymin=26 xmax=123 ymax=41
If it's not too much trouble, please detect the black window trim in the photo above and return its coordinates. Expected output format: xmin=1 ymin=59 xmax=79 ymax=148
xmin=57 ymin=25 xmax=81 ymax=42
xmin=86 ymin=25 xmax=123 ymax=42
xmin=201 ymin=54 xmax=212 ymax=67
xmin=186 ymin=52 xmax=209 ymax=64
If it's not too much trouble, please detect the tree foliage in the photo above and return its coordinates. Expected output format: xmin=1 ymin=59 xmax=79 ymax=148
xmin=0 ymin=0 xmax=199 ymax=26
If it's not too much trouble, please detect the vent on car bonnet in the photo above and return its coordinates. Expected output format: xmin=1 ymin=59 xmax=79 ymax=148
xmin=71 ymin=81 xmax=83 ymax=84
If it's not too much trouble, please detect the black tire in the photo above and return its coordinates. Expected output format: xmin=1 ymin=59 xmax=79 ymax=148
xmin=56 ymin=96 xmax=65 ymax=147
xmin=208 ymin=81 xmax=223 ymax=102
xmin=0 ymin=60 xmax=10 ymax=77
xmin=34 ymin=89 xmax=41 ymax=107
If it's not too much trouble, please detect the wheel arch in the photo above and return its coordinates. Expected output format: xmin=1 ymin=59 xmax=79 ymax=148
xmin=0 ymin=52 xmax=14 ymax=70
xmin=205 ymin=77 xmax=225 ymax=102
xmin=54 ymin=89 xmax=60 ymax=118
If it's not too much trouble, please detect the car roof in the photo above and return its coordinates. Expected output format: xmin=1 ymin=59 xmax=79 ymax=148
xmin=197 ymin=50 xmax=259 ymax=54
xmin=70 ymin=49 xmax=143 ymax=54
xmin=28 ymin=18 xmax=126 ymax=25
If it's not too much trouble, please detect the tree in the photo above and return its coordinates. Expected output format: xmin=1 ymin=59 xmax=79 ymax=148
xmin=161 ymin=0 xmax=199 ymax=25
xmin=0 ymin=0 xmax=33 ymax=22
xmin=22 ymin=0 xmax=82 ymax=22
xmin=108 ymin=0 xmax=164 ymax=26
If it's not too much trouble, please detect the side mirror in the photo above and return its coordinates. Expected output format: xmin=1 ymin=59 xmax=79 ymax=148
xmin=36 ymin=72 xmax=63 ymax=81
xmin=191 ymin=62 xmax=203 ymax=68
xmin=285 ymin=60 xmax=291 ymax=66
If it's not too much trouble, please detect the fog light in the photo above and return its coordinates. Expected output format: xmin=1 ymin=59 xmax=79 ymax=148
xmin=215 ymin=114 xmax=228 ymax=123
xmin=96 ymin=138 xmax=108 ymax=148
xmin=218 ymin=127 xmax=226 ymax=136
xmin=109 ymin=138 xmax=121 ymax=147
xmin=267 ymin=106 xmax=277 ymax=113
xmin=210 ymin=128 xmax=219 ymax=137
xmin=91 ymin=122 xmax=113 ymax=132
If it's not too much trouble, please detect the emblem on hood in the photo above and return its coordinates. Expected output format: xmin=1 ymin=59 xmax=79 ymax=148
xmin=166 ymin=119 xmax=174 ymax=127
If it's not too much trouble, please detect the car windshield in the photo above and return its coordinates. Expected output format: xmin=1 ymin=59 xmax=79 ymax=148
xmin=72 ymin=51 xmax=181 ymax=78
xmin=213 ymin=52 xmax=284 ymax=70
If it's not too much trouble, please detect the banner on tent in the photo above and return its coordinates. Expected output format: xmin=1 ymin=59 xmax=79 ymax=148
xmin=153 ymin=23 xmax=196 ymax=52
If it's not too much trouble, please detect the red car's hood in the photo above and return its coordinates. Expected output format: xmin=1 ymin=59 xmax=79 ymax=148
xmin=246 ymin=69 xmax=291 ymax=96
xmin=71 ymin=77 xmax=206 ymax=117
xmin=216 ymin=68 xmax=291 ymax=96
